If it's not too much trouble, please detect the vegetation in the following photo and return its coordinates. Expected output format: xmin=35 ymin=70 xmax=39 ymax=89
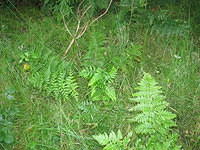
xmin=0 ymin=0 xmax=200 ymax=150
xmin=131 ymin=73 xmax=180 ymax=150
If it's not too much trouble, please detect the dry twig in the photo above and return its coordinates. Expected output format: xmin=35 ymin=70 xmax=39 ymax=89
xmin=63 ymin=0 xmax=113 ymax=56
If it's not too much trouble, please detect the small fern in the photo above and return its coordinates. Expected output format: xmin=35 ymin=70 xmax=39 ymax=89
xmin=131 ymin=73 xmax=181 ymax=150
xmin=80 ymin=66 xmax=117 ymax=101
xmin=29 ymin=51 xmax=78 ymax=101
xmin=93 ymin=130 xmax=132 ymax=150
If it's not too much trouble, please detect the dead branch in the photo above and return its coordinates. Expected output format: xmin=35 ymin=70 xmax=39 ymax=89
xmin=63 ymin=0 xmax=113 ymax=57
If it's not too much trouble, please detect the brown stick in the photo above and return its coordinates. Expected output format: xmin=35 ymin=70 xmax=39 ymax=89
xmin=90 ymin=0 xmax=113 ymax=25
xmin=64 ymin=38 xmax=76 ymax=56
xmin=63 ymin=0 xmax=113 ymax=56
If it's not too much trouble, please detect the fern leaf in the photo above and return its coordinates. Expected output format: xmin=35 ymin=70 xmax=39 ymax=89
xmin=79 ymin=66 xmax=96 ymax=79
xmin=132 ymin=73 xmax=181 ymax=150
xmin=65 ymin=72 xmax=79 ymax=100
xmin=93 ymin=130 xmax=131 ymax=150
xmin=105 ymin=86 xmax=116 ymax=101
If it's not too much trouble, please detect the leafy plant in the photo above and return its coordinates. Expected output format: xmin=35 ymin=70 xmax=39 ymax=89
xmin=43 ymin=0 xmax=75 ymax=16
xmin=131 ymin=73 xmax=181 ymax=150
xmin=111 ymin=43 xmax=142 ymax=72
xmin=29 ymin=51 xmax=79 ymax=101
xmin=80 ymin=66 xmax=117 ymax=101
xmin=93 ymin=130 xmax=132 ymax=150
xmin=0 ymin=114 xmax=14 ymax=144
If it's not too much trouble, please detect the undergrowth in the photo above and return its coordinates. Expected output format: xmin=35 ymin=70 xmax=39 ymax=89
xmin=0 ymin=2 xmax=200 ymax=150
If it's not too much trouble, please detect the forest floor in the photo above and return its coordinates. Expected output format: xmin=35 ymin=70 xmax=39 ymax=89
xmin=0 ymin=6 xmax=200 ymax=150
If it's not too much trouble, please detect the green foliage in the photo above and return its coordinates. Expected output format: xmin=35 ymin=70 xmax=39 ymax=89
xmin=93 ymin=130 xmax=132 ymax=150
xmin=131 ymin=73 xmax=181 ymax=150
xmin=0 ymin=88 xmax=18 ymax=146
xmin=43 ymin=0 xmax=111 ymax=20
xmin=1 ymin=2 xmax=200 ymax=149
xmin=120 ymin=0 xmax=147 ymax=8
xmin=80 ymin=66 xmax=117 ymax=101
xmin=118 ymin=0 xmax=190 ymax=38
xmin=111 ymin=43 xmax=142 ymax=72
xmin=29 ymin=51 xmax=79 ymax=101
xmin=51 ymin=0 xmax=76 ymax=16
xmin=149 ymin=10 xmax=190 ymax=37
xmin=0 ymin=115 xmax=14 ymax=144
xmin=83 ymin=31 xmax=106 ymax=67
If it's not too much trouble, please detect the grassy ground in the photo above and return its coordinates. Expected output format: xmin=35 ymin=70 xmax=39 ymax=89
xmin=0 ymin=5 xmax=200 ymax=150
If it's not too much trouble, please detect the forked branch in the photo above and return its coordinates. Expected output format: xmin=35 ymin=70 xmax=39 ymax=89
xmin=63 ymin=0 xmax=113 ymax=57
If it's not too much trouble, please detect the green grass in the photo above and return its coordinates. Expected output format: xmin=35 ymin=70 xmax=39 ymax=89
xmin=0 ymin=5 xmax=200 ymax=150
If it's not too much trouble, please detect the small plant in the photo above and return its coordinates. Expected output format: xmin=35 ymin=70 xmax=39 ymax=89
xmin=29 ymin=51 xmax=79 ymax=101
xmin=93 ymin=130 xmax=132 ymax=150
xmin=131 ymin=73 xmax=181 ymax=150
xmin=0 ymin=115 xmax=14 ymax=144
xmin=80 ymin=66 xmax=117 ymax=101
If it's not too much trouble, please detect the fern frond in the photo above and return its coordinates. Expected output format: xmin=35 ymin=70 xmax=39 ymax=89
xmin=132 ymin=73 xmax=181 ymax=150
xmin=29 ymin=50 xmax=78 ymax=101
xmin=93 ymin=130 xmax=132 ymax=150
xmin=79 ymin=66 xmax=96 ymax=79
xmin=65 ymin=72 xmax=79 ymax=100
xmin=105 ymin=67 xmax=118 ymax=83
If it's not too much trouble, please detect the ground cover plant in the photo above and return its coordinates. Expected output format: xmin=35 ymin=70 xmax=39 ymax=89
xmin=0 ymin=0 xmax=200 ymax=150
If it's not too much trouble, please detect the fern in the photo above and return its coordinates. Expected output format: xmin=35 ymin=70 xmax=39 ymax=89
xmin=93 ymin=130 xmax=132 ymax=150
xmin=79 ymin=65 xmax=96 ymax=79
xmin=80 ymin=66 xmax=117 ymax=101
xmin=64 ymin=72 xmax=79 ymax=100
xmin=29 ymin=51 xmax=78 ymax=101
xmin=131 ymin=73 xmax=181 ymax=150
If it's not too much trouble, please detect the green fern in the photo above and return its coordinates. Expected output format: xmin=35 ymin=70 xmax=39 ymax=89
xmin=93 ymin=130 xmax=132 ymax=150
xmin=131 ymin=73 xmax=181 ymax=150
xmin=64 ymin=72 xmax=79 ymax=100
xmin=29 ymin=51 xmax=78 ymax=101
xmin=80 ymin=66 xmax=117 ymax=101
xmin=79 ymin=65 xmax=96 ymax=79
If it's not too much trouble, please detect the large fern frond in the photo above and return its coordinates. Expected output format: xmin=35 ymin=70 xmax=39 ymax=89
xmin=29 ymin=51 xmax=79 ymax=101
xmin=132 ymin=73 xmax=181 ymax=150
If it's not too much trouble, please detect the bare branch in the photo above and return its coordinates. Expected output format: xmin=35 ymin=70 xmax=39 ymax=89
xmin=80 ymin=5 xmax=92 ymax=19
xmin=64 ymin=38 xmax=76 ymax=56
xmin=77 ymin=0 xmax=85 ymax=15
xmin=63 ymin=0 xmax=113 ymax=57
xmin=76 ymin=22 xmax=89 ymax=39
xmin=75 ymin=20 xmax=81 ymax=35
xmin=76 ymin=0 xmax=113 ymax=39
xmin=90 ymin=0 xmax=113 ymax=25
xmin=62 ymin=14 xmax=73 ymax=37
